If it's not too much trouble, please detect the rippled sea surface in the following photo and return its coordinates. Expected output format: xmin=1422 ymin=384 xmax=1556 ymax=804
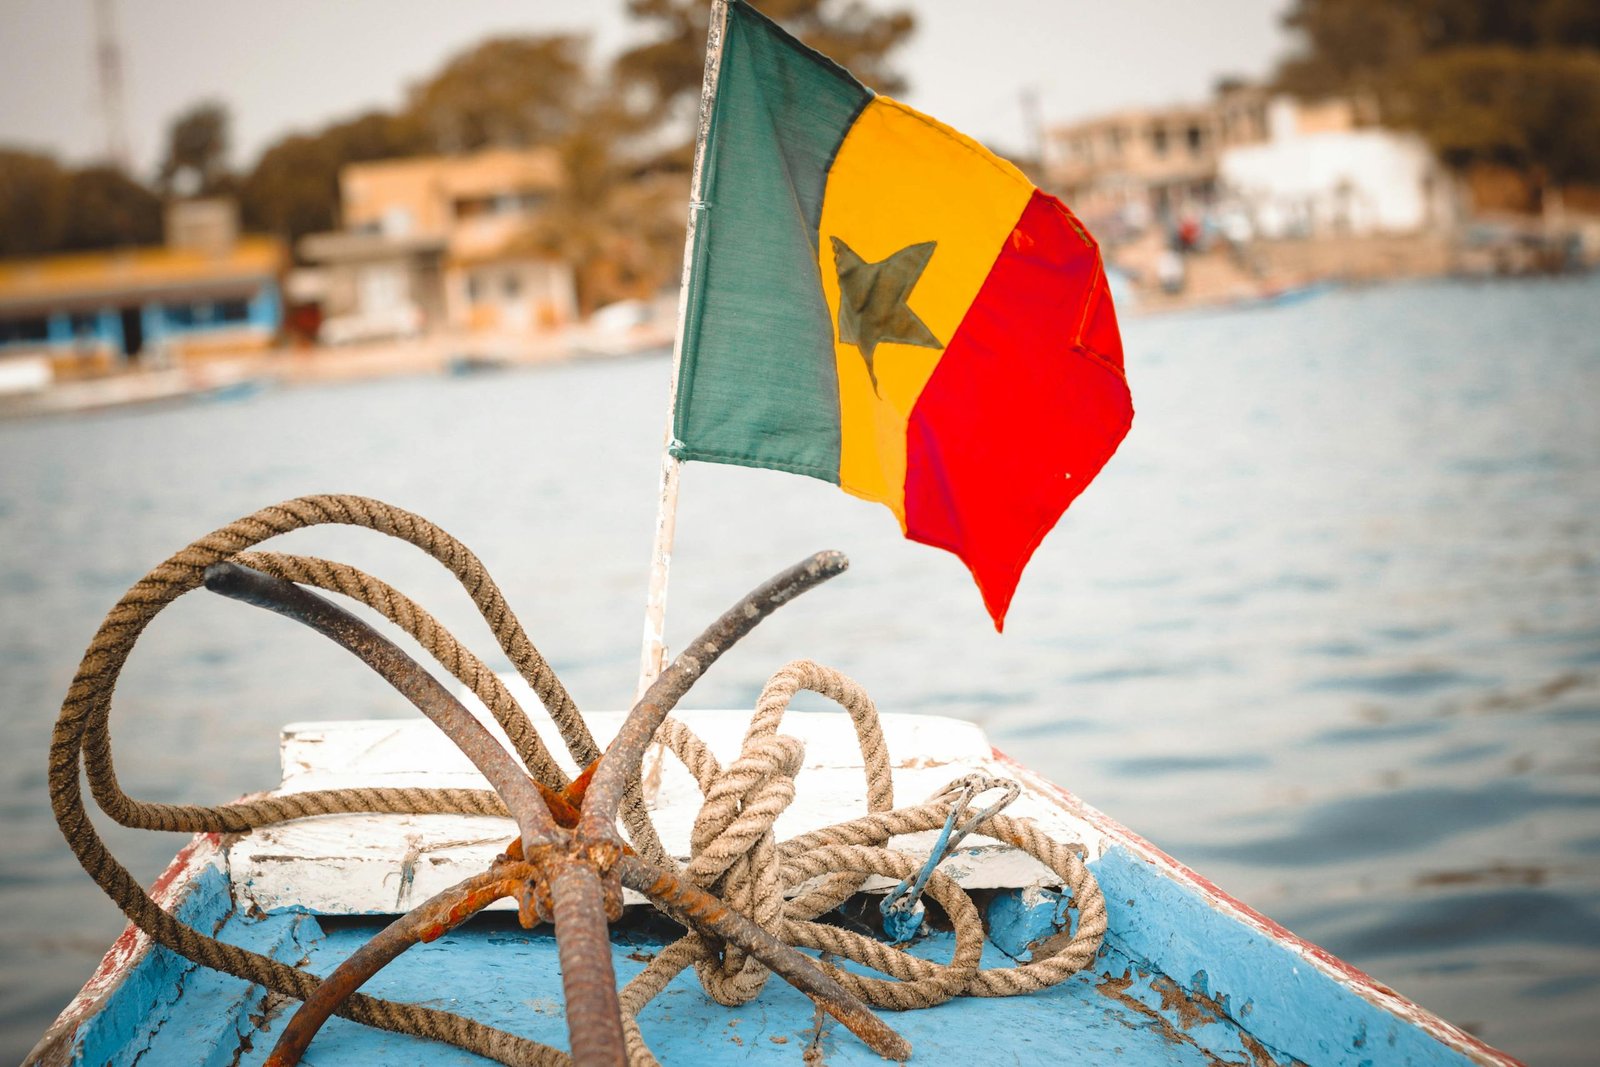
xmin=2 ymin=276 xmax=1598 ymax=1063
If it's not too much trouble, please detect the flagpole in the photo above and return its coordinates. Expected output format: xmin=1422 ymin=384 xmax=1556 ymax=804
xmin=636 ymin=0 xmax=730 ymax=707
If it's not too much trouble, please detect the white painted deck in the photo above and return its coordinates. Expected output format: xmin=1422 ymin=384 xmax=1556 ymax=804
xmin=232 ymin=687 xmax=1111 ymax=916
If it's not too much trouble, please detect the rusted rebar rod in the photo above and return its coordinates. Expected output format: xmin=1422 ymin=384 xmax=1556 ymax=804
xmin=579 ymin=550 xmax=849 ymax=843
xmin=549 ymin=861 xmax=629 ymax=1067
xmin=263 ymin=863 xmax=533 ymax=1067
xmin=202 ymin=561 xmax=560 ymax=849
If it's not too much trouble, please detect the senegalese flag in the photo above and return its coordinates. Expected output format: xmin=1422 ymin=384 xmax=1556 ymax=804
xmin=671 ymin=0 xmax=1133 ymax=629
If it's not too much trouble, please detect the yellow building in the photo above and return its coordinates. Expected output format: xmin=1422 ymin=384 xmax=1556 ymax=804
xmin=299 ymin=148 xmax=578 ymax=343
xmin=0 ymin=200 xmax=284 ymax=376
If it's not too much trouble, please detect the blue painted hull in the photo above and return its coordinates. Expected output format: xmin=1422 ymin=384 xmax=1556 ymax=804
xmin=49 ymin=839 xmax=1512 ymax=1066
xmin=30 ymin=713 xmax=1518 ymax=1066
xmin=65 ymin=878 xmax=1243 ymax=1064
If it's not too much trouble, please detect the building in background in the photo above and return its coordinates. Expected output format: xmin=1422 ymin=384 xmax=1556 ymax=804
xmin=1044 ymin=85 xmax=1468 ymax=303
xmin=294 ymin=230 xmax=445 ymax=346
xmin=1042 ymin=85 xmax=1456 ymax=241
xmin=0 ymin=199 xmax=283 ymax=377
xmin=296 ymin=148 xmax=578 ymax=345
xmin=1217 ymin=97 xmax=1458 ymax=238
xmin=1043 ymin=85 xmax=1272 ymax=238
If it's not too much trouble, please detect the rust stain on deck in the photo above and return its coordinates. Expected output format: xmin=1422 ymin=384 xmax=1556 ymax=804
xmin=1095 ymin=969 xmax=1294 ymax=1067
xmin=1152 ymin=974 xmax=1223 ymax=1030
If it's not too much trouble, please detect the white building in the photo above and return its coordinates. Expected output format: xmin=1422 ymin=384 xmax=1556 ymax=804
xmin=1219 ymin=97 xmax=1457 ymax=238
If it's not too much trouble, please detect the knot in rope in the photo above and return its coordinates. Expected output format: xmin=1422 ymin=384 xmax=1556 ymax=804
xmin=619 ymin=659 xmax=1108 ymax=1063
xmin=686 ymin=732 xmax=806 ymax=1004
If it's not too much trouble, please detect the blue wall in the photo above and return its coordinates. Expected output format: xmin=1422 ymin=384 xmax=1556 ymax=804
xmin=0 ymin=282 xmax=282 ymax=358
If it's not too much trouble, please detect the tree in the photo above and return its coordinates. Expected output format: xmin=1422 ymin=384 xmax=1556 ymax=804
xmin=160 ymin=100 xmax=232 ymax=196
xmin=1399 ymin=47 xmax=1600 ymax=186
xmin=406 ymin=36 xmax=588 ymax=153
xmin=60 ymin=166 xmax=163 ymax=251
xmin=517 ymin=100 xmax=691 ymax=316
xmin=241 ymin=111 xmax=426 ymax=242
xmin=1275 ymin=0 xmax=1426 ymax=97
xmin=1278 ymin=0 xmax=1600 ymax=94
xmin=615 ymin=0 xmax=916 ymax=152
xmin=0 ymin=150 xmax=69 ymax=258
xmin=242 ymin=32 xmax=591 ymax=243
xmin=0 ymin=152 xmax=162 ymax=257
xmin=1275 ymin=0 xmax=1600 ymax=186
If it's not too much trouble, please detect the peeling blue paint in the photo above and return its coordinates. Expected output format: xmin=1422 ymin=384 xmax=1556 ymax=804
xmin=63 ymin=850 xmax=1489 ymax=1066
xmin=986 ymin=886 xmax=1079 ymax=961
xmin=69 ymin=869 xmax=323 ymax=1067
xmin=1090 ymin=845 xmax=1481 ymax=1067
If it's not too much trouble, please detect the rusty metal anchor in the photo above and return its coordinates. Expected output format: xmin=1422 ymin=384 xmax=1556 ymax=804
xmin=203 ymin=552 xmax=912 ymax=1066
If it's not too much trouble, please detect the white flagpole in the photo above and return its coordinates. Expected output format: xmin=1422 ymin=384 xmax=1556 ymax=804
xmin=636 ymin=0 xmax=730 ymax=707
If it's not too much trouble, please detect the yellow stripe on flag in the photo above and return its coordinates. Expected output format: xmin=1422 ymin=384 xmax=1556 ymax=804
xmin=817 ymin=96 xmax=1034 ymax=524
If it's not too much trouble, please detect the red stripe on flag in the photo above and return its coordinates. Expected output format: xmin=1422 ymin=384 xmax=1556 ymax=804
xmin=903 ymin=190 xmax=1133 ymax=629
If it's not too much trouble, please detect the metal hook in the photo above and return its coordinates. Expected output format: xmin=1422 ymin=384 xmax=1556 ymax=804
xmin=879 ymin=774 xmax=1021 ymax=942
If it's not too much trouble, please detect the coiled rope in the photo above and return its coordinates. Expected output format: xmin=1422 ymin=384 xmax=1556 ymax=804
xmin=47 ymin=495 xmax=1105 ymax=1065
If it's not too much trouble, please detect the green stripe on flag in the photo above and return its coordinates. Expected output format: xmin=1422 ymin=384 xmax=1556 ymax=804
xmin=670 ymin=0 xmax=872 ymax=484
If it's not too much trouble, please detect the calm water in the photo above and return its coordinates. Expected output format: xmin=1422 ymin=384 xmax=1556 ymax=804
xmin=2 ymin=276 xmax=1598 ymax=1064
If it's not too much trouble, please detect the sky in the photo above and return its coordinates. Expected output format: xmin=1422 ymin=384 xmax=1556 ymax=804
xmin=0 ymin=0 xmax=1295 ymax=177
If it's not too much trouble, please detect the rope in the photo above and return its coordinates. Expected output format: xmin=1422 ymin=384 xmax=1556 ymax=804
xmin=615 ymin=659 xmax=1107 ymax=1064
xmin=48 ymin=497 xmax=1106 ymax=1066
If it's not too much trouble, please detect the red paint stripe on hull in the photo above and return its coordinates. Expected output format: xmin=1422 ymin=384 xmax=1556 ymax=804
xmin=903 ymin=190 xmax=1133 ymax=628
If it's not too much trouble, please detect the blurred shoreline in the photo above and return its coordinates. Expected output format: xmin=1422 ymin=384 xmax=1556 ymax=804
xmin=6 ymin=235 xmax=1595 ymax=420
xmin=0 ymin=313 xmax=676 ymax=420
xmin=1119 ymin=221 xmax=1598 ymax=315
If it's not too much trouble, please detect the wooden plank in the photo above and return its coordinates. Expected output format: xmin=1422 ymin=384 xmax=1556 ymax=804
xmin=230 ymin=703 xmax=1112 ymax=916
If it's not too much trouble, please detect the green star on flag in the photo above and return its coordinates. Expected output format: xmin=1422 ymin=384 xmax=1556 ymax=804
xmin=830 ymin=237 xmax=942 ymax=393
